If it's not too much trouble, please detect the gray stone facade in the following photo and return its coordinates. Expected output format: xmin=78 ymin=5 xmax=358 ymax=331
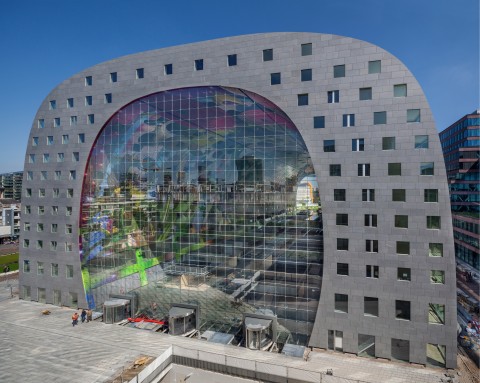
xmin=19 ymin=33 xmax=456 ymax=367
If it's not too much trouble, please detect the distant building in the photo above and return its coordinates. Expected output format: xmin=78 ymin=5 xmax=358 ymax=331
xmin=0 ymin=171 xmax=23 ymax=201
xmin=440 ymin=110 xmax=480 ymax=270
xmin=0 ymin=199 xmax=21 ymax=244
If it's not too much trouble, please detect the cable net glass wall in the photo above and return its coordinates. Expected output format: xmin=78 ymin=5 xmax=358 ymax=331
xmin=80 ymin=86 xmax=323 ymax=344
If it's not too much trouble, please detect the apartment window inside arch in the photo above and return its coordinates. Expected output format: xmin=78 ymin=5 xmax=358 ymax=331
xmin=54 ymin=117 xmax=60 ymax=127
xmin=352 ymin=138 xmax=365 ymax=151
xmin=28 ymin=154 xmax=35 ymax=163
xmin=427 ymin=216 xmax=441 ymax=229
xmin=43 ymin=153 xmax=50 ymax=163
xmin=430 ymin=270 xmax=445 ymax=284
xmin=25 ymin=188 xmax=32 ymax=198
xmin=227 ymin=54 xmax=237 ymax=66
xmin=110 ymin=72 xmax=117 ymax=82
xmin=388 ymin=163 xmax=401 ymax=176
xmin=85 ymin=95 xmax=93 ymax=106
xmin=301 ymin=68 xmax=312 ymax=82
xmin=420 ymin=162 xmax=434 ymax=175
xmin=104 ymin=93 xmax=112 ymax=104
xmin=270 ymin=72 xmax=281 ymax=85
xmin=393 ymin=84 xmax=407 ymax=97
xmin=424 ymin=189 xmax=438 ymax=202
xmin=87 ymin=114 xmax=94 ymax=124
xmin=40 ymin=171 xmax=47 ymax=181
xmin=333 ymin=64 xmax=345 ymax=78
xmin=364 ymin=297 xmax=379 ymax=317
xmin=85 ymin=76 xmax=93 ymax=86
xmin=392 ymin=189 xmax=406 ymax=202
xmin=46 ymin=136 xmax=54 ymax=145
xmin=362 ymin=189 xmax=375 ymax=201
xmin=429 ymin=243 xmax=443 ymax=257
xmin=313 ymin=116 xmax=325 ymax=129
xmin=343 ymin=114 xmax=355 ymax=127
xmin=301 ymin=43 xmax=312 ymax=56
xmin=364 ymin=214 xmax=377 ymax=227
xmin=337 ymin=238 xmax=349 ymax=251
xmin=336 ymin=213 xmax=348 ymax=226
xmin=49 ymin=100 xmax=56 ymax=110
xmin=23 ymin=260 xmax=30 ymax=272
xmin=38 ymin=119 xmax=45 ymax=129
xmin=358 ymin=163 xmax=370 ymax=176
xmin=26 ymin=171 xmax=33 ymax=181
xmin=368 ymin=60 xmax=381 ymax=74
xmin=328 ymin=90 xmax=339 ymax=103
xmin=359 ymin=87 xmax=372 ymax=100
xmin=66 ymin=265 xmax=74 ymax=278
xmin=374 ymin=111 xmax=386 ymax=125
xmin=365 ymin=239 xmax=378 ymax=253
xmin=366 ymin=265 xmax=379 ymax=278
xmin=395 ymin=215 xmax=408 ymax=228
xmin=382 ymin=137 xmax=396 ymax=150
xmin=334 ymin=189 xmax=346 ymax=201
xmin=32 ymin=137 xmax=38 ymax=147
xmin=330 ymin=164 xmax=341 ymax=176
xmin=38 ymin=206 xmax=45 ymax=215
xmin=323 ymin=139 xmax=335 ymax=152
xmin=51 ymin=263 xmax=59 ymax=276
xmin=297 ymin=94 xmax=309 ymax=106
xmin=396 ymin=241 xmax=410 ymax=255
xmin=337 ymin=263 xmax=349 ymax=276
xmin=70 ymin=116 xmax=77 ymax=126
xmin=194 ymin=59 xmax=204 ymax=71
xmin=407 ymin=109 xmax=421 ymax=123
xmin=263 ymin=48 xmax=273 ymax=61
xmin=164 ymin=64 xmax=173 ymax=75
xmin=72 ymin=152 xmax=80 ymax=162
xmin=395 ymin=300 xmax=411 ymax=320
xmin=335 ymin=293 xmax=348 ymax=313
xmin=415 ymin=135 xmax=429 ymax=148
xmin=62 ymin=135 xmax=69 ymax=144
xmin=136 ymin=68 xmax=144 ymax=79
xmin=78 ymin=133 xmax=85 ymax=143
xmin=57 ymin=152 xmax=65 ymax=162
xmin=397 ymin=267 xmax=411 ymax=281
xmin=67 ymin=98 xmax=74 ymax=108
xmin=428 ymin=304 xmax=445 ymax=325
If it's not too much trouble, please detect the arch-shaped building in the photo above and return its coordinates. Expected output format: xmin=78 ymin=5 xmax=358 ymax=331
xmin=19 ymin=32 xmax=456 ymax=367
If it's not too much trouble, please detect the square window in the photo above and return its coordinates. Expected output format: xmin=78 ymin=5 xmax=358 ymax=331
xmin=415 ymin=135 xmax=429 ymax=148
xmin=51 ymin=263 xmax=59 ymax=277
xmin=388 ymin=163 xmax=401 ymax=176
xmin=85 ymin=75 xmax=92 ymax=86
xmin=374 ymin=111 xmax=387 ymax=124
xmin=366 ymin=265 xmax=379 ymax=278
xmin=105 ymin=93 xmax=112 ymax=103
xmin=420 ymin=162 xmax=434 ymax=175
xmin=38 ymin=119 xmax=45 ymax=129
xmin=333 ymin=64 xmax=345 ymax=78
xmin=78 ymin=133 xmax=85 ymax=143
xmin=334 ymin=189 xmax=346 ymax=201
xmin=337 ymin=263 xmax=349 ymax=276
xmin=359 ymin=87 xmax=372 ymax=100
xmin=85 ymin=95 xmax=92 ymax=106
xmin=430 ymin=270 xmax=445 ymax=284
xmin=382 ymin=137 xmax=396 ymax=150
xmin=427 ymin=216 xmax=441 ymax=229
xmin=429 ymin=243 xmax=443 ymax=257
xmin=328 ymin=90 xmax=340 ymax=103
xmin=407 ymin=109 xmax=421 ymax=122
xmin=313 ymin=116 xmax=325 ymax=129
xmin=301 ymin=68 xmax=312 ymax=82
xmin=194 ymin=59 xmax=204 ymax=71
xmin=270 ymin=72 xmax=281 ymax=85
xmin=49 ymin=100 xmax=56 ymax=110
xmin=364 ymin=214 xmax=377 ymax=227
xmin=368 ymin=60 xmax=381 ymax=74
xmin=397 ymin=268 xmax=411 ymax=281
xmin=365 ymin=239 xmax=378 ymax=253
xmin=301 ymin=43 xmax=312 ymax=56
xmin=362 ymin=189 xmax=375 ymax=201
xmin=87 ymin=114 xmax=94 ymax=124
xmin=343 ymin=114 xmax=355 ymax=127
xmin=227 ymin=54 xmax=237 ymax=66
xmin=330 ymin=164 xmax=341 ymax=176
xmin=395 ymin=215 xmax=408 ymax=228
xmin=136 ymin=68 xmax=144 ymax=79
xmin=67 ymin=98 xmax=74 ymax=108
xmin=358 ymin=163 xmax=370 ymax=176
xmin=54 ymin=117 xmax=61 ymax=127
xmin=336 ymin=213 xmax=348 ymax=226
xmin=428 ymin=303 xmax=445 ymax=325
xmin=364 ymin=297 xmax=379 ymax=317
xmin=323 ymin=139 xmax=335 ymax=152
xmin=424 ymin=189 xmax=438 ymax=202
xmin=164 ymin=64 xmax=173 ymax=75
xmin=392 ymin=189 xmax=406 ymax=202
xmin=110 ymin=72 xmax=117 ymax=82
xmin=396 ymin=241 xmax=410 ymax=255
xmin=66 ymin=265 xmax=74 ymax=278
xmin=70 ymin=116 xmax=77 ymax=126
xmin=395 ymin=300 xmax=411 ymax=320
xmin=57 ymin=152 xmax=65 ymax=162
xmin=263 ymin=49 xmax=273 ymax=62
xmin=297 ymin=94 xmax=309 ymax=106
xmin=337 ymin=238 xmax=349 ymax=251
xmin=393 ymin=84 xmax=407 ymax=97
xmin=352 ymin=138 xmax=365 ymax=151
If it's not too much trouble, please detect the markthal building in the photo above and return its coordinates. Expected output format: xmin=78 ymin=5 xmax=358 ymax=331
xmin=20 ymin=33 xmax=457 ymax=368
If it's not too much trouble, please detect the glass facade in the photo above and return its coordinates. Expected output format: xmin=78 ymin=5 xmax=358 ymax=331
xmin=80 ymin=86 xmax=322 ymax=344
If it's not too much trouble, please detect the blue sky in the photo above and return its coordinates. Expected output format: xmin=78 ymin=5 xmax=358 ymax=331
xmin=0 ymin=0 xmax=478 ymax=173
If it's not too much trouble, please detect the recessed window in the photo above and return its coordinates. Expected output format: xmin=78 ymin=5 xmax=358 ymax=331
xmin=334 ymin=293 xmax=348 ymax=313
xmin=334 ymin=189 xmax=346 ymax=201
xmin=57 ymin=152 xmax=65 ymax=162
xmin=38 ymin=119 xmax=45 ymax=129
xmin=38 ymin=206 xmax=45 ymax=215
xmin=62 ymin=135 xmax=69 ymax=144
xmin=364 ymin=297 xmax=379 ymax=317
xmin=54 ymin=171 xmax=61 ymax=180
xmin=395 ymin=300 xmax=411 ymax=320
xmin=358 ymin=163 xmax=370 ymax=176
xmin=47 ymin=136 xmax=54 ymax=145
xmin=67 ymin=98 xmax=74 ymax=108
xmin=70 ymin=116 xmax=77 ymax=126
xmin=430 ymin=270 xmax=445 ymax=284
xmin=365 ymin=239 xmax=378 ymax=253
xmin=313 ymin=116 xmax=325 ymax=129
xmin=364 ymin=214 xmax=377 ymax=227
xmin=37 ymin=261 xmax=44 ymax=275
xmin=65 ymin=243 xmax=73 ymax=252
xmin=51 ymin=207 xmax=58 ymax=216
xmin=301 ymin=43 xmax=312 ymax=56
xmin=25 ymin=188 xmax=32 ymax=197
xmin=72 ymin=152 xmax=80 ymax=162
xmin=427 ymin=344 xmax=446 ymax=368
xmin=54 ymin=117 xmax=61 ymax=127
xmin=337 ymin=263 xmax=349 ymax=276
xmin=336 ymin=213 xmax=349 ymax=226
xmin=43 ymin=153 xmax=50 ymax=163
xmin=37 ymin=223 xmax=44 ymax=232
xmin=85 ymin=96 xmax=92 ymax=106
xmin=374 ymin=111 xmax=387 ymax=125
xmin=53 ymin=188 xmax=59 ymax=198
xmin=301 ymin=68 xmax=312 ymax=81
xmin=368 ymin=60 xmax=381 ymax=74
xmin=429 ymin=243 xmax=443 ymax=257
xmin=136 ymin=68 xmax=144 ymax=79
xmin=343 ymin=114 xmax=355 ymax=127
xmin=415 ymin=135 xmax=429 ymax=148
xmin=428 ymin=303 xmax=445 ymax=325
xmin=427 ymin=216 xmax=441 ymax=229
xmin=66 ymin=206 xmax=73 ymax=216
xmin=49 ymin=100 xmax=56 ymax=110
xmin=333 ymin=64 xmax=345 ymax=78
xmin=28 ymin=154 xmax=35 ymax=163
xmin=26 ymin=171 xmax=33 ymax=181
xmin=36 ymin=240 xmax=43 ymax=249
xmin=392 ymin=189 xmax=406 ymax=202
xmin=297 ymin=94 xmax=309 ymax=106
xmin=396 ymin=241 xmax=410 ymax=255
xmin=337 ymin=238 xmax=349 ymax=251
xmin=67 ymin=189 xmax=74 ymax=198
xmin=66 ymin=265 xmax=74 ymax=279
xmin=105 ymin=93 xmax=112 ymax=104
xmin=51 ymin=263 xmax=59 ymax=277
xmin=407 ymin=109 xmax=421 ymax=123
xmin=23 ymin=239 xmax=30 ymax=248
xmin=352 ymin=138 xmax=365 ymax=151
xmin=323 ymin=139 xmax=335 ymax=152
xmin=110 ymin=72 xmax=117 ymax=83
xmin=227 ymin=54 xmax=237 ymax=66
xmin=263 ymin=49 xmax=273 ymax=62
xmin=194 ymin=59 xmax=204 ymax=71
xmin=395 ymin=215 xmax=408 ymax=228
xmin=69 ymin=170 xmax=76 ymax=180
xmin=388 ymin=163 xmax=401 ymax=176
xmin=23 ymin=260 xmax=30 ymax=272
xmin=382 ymin=137 xmax=396 ymax=150
xmin=78 ymin=133 xmax=85 ymax=143
xmin=362 ymin=189 xmax=375 ymax=202
xmin=397 ymin=268 xmax=411 ymax=281
xmin=330 ymin=164 xmax=341 ymax=176
xmin=24 ymin=205 xmax=31 ymax=214
xmin=87 ymin=114 xmax=94 ymax=124
xmin=328 ymin=90 xmax=340 ymax=103
xmin=24 ymin=222 xmax=30 ymax=231
xmin=424 ymin=189 xmax=438 ymax=202
xmin=393 ymin=84 xmax=407 ymax=97
xmin=358 ymin=334 xmax=376 ymax=358
xmin=39 ymin=188 xmax=46 ymax=198
xmin=65 ymin=224 xmax=73 ymax=234
xmin=164 ymin=64 xmax=173 ymax=75
xmin=366 ymin=265 xmax=379 ymax=278
xmin=359 ymin=87 xmax=372 ymax=100
xmin=270 ymin=72 xmax=281 ymax=85
xmin=85 ymin=76 xmax=93 ymax=86
xmin=420 ymin=162 xmax=434 ymax=175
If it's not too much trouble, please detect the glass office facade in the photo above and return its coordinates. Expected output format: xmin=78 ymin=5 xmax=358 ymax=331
xmin=80 ymin=86 xmax=322 ymax=343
